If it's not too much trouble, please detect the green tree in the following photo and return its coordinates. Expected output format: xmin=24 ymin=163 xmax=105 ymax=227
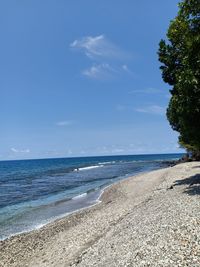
xmin=158 ymin=0 xmax=200 ymax=159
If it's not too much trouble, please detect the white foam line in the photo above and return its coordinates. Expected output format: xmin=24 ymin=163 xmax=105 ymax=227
xmin=98 ymin=161 xmax=116 ymax=165
xmin=72 ymin=193 xmax=87 ymax=200
xmin=78 ymin=165 xmax=103 ymax=171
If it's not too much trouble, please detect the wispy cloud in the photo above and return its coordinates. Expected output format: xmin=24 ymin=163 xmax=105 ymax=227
xmin=56 ymin=120 xmax=73 ymax=126
xmin=70 ymin=34 xmax=132 ymax=80
xmin=11 ymin=148 xmax=30 ymax=153
xmin=70 ymin=35 xmax=127 ymax=60
xmin=121 ymin=64 xmax=133 ymax=74
xmin=110 ymin=148 xmax=125 ymax=154
xmin=135 ymin=105 xmax=166 ymax=115
xmin=117 ymin=104 xmax=166 ymax=115
xmin=82 ymin=63 xmax=116 ymax=80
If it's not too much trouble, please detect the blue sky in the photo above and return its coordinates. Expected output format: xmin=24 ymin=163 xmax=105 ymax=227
xmin=0 ymin=0 xmax=184 ymax=160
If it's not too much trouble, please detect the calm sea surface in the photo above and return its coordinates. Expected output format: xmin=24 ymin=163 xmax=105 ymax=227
xmin=0 ymin=153 xmax=182 ymax=240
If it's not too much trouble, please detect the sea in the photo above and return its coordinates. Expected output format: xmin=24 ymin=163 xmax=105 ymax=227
xmin=0 ymin=153 xmax=183 ymax=240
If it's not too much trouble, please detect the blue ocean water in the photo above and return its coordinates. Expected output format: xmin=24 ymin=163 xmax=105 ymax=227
xmin=0 ymin=153 xmax=182 ymax=240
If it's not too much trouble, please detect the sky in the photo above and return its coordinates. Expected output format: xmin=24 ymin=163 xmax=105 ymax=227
xmin=0 ymin=0 xmax=184 ymax=160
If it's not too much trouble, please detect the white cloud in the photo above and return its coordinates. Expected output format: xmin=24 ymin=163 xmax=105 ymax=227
xmin=70 ymin=35 xmax=127 ymax=60
xmin=135 ymin=105 xmax=166 ymax=115
xmin=70 ymin=35 xmax=132 ymax=80
xmin=111 ymin=148 xmax=125 ymax=154
xmin=122 ymin=64 xmax=128 ymax=71
xmin=56 ymin=120 xmax=73 ymax=126
xmin=11 ymin=148 xmax=30 ymax=153
xmin=121 ymin=64 xmax=133 ymax=74
xmin=82 ymin=63 xmax=116 ymax=80
xmin=67 ymin=149 xmax=73 ymax=155
xmin=117 ymin=104 xmax=166 ymax=115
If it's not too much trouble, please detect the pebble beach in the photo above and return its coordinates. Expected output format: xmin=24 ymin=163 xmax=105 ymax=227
xmin=1 ymin=162 xmax=200 ymax=267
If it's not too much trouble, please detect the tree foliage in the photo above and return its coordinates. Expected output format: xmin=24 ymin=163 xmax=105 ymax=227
xmin=158 ymin=0 xmax=200 ymax=158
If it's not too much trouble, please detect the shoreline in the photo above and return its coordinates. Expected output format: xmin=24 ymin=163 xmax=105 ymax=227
xmin=0 ymin=164 xmax=165 ymax=242
xmin=1 ymin=162 xmax=200 ymax=266
xmin=0 ymin=170 xmax=145 ymax=242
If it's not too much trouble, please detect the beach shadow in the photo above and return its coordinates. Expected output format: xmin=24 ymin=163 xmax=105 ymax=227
xmin=174 ymin=174 xmax=200 ymax=195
